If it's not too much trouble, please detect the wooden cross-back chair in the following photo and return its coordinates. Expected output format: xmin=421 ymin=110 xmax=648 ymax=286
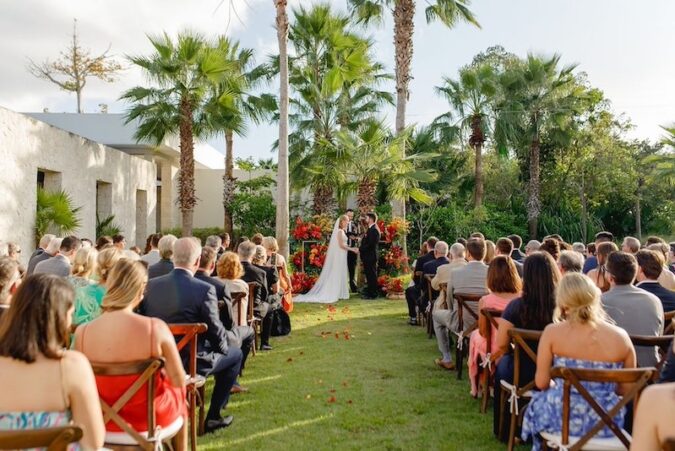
xmin=453 ymin=293 xmax=482 ymax=380
xmin=413 ymin=271 xmax=424 ymax=325
xmin=664 ymin=310 xmax=675 ymax=335
xmin=425 ymin=274 xmax=435 ymax=337
xmin=247 ymin=282 xmax=261 ymax=354
xmin=169 ymin=323 xmax=208 ymax=451
xmin=499 ymin=328 xmax=542 ymax=451
xmin=91 ymin=358 xmax=181 ymax=451
xmin=540 ymin=366 xmax=656 ymax=451
xmin=231 ymin=291 xmax=247 ymax=327
xmin=629 ymin=334 xmax=673 ymax=378
xmin=479 ymin=308 xmax=502 ymax=414
xmin=0 ymin=425 xmax=83 ymax=451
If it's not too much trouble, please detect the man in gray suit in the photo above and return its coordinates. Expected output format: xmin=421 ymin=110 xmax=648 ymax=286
xmin=34 ymin=236 xmax=81 ymax=277
xmin=601 ymin=251 xmax=664 ymax=368
xmin=26 ymin=236 xmax=60 ymax=275
xmin=432 ymin=237 xmax=488 ymax=370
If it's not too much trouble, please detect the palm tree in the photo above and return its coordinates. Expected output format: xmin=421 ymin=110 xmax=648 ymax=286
xmin=435 ymin=64 xmax=497 ymax=207
xmin=122 ymin=32 xmax=234 ymax=237
xmin=495 ymin=54 xmax=588 ymax=238
xmin=275 ymin=0 xmax=291 ymax=258
xmin=35 ymin=188 xmax=81 ymax=244
xmin=349 ymin=0 xmax=480 ymax=229
xmin=203 ymin=38 xmax=276 ymax=236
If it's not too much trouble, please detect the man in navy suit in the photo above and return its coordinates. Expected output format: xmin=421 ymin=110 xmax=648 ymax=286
xmin=148 ymin=234 xmax=177 ymax=279
xmin=405 ymin=236 xmax=438 ymax=325
xmin=419 ymin=241 xmax=450 ymax=314
xmin=142 ymin=237 xmax=242 ymax=433
xmin=636 ymin=249 xmax=675 ymax=313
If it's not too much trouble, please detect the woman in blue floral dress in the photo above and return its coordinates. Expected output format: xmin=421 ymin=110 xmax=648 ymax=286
xmin=522 ymin=273 xmax=636 ymax=450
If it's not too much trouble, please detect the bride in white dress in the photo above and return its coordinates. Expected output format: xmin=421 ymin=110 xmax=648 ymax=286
xmin=294 ymin=215 xmax=359 ymax=304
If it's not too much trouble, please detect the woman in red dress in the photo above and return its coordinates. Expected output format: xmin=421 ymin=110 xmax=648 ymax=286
xmin=74 ymin=259 xmax=187 ymax=449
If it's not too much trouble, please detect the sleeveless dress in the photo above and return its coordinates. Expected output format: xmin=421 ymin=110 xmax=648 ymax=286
xmin=0 ymin=358 xmax=78 ymax=450
xmin=467 ymin=293 xmax=519 ymax=396
xmin=68 ymin=277 xmax=106 ymax=325
xmin=81 ymin=319 xmax=186 ymax=433
xmin=521 ymin=356 xmax=625 ymax=450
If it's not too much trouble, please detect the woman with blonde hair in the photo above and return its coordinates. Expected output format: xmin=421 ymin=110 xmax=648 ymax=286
xmin=587 ymin=241 xmax=618 ymax=292
xmin=483 ymin=240 xmax=496 ymax=265
xmin=72 ymin=247 xmax=122 ymax=326
xmin=74 ymin=259 xmax=187 ymax=448
xmin=521 ymin=273 xmax=635 ymax=450
xmin=217 ymin=251 xmax=249 ymax=326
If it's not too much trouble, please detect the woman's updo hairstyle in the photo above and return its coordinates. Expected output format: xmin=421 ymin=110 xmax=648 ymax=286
xmin=554 ymin=272 xmax=608 ymax=326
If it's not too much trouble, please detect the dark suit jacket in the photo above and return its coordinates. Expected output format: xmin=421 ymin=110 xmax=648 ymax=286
xmin=422 ymin=256 xmax=450 ymax=276
xmin=148 ymin=258 xmax=174 ymax=279
xmin=510 ymin=249 xmax=525 ymax=263
xmin=413 ymin=251 xmax=436 ymax=289
xmin=195 ymin=270 xmax=233 ymax=327
xmin=359 ymin=224 xmax=380 ymax=264
xmin=142 ymin=269 xmax=229 ymax=374
xmin=241 ymin=261 xmax=268 ymax=307
xmin=638 ymin=281 xmax=675 ymax=313
xmin=27 ymin=251 xmax=51 ymax=276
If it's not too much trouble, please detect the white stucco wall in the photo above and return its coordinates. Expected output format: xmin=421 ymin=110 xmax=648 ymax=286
xmin=0 ymin=107 xmax=157 ymax=264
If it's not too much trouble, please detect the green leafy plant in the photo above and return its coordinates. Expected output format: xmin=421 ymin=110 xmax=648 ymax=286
xmin=35 ymin=188 xmax=82 ymax=243
xmin=95 ymin=213 xmax=122 ymax=238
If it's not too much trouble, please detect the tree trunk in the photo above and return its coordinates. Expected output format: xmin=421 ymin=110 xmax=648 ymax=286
xmin=527 ymin=134 xmax=541 ymax=239
xmin=274 ymin=0 xmax=290 ymax=259
xmin=392 ymin=0 xmax=415 ymax=253
xmin=178 ymin=95 xmax=197 ymax=237
xmin=470 ymin=114 xmax=484 ymax=208
xmin=635 ymin=177 xmax=643 ymax=240
xmin=312 ymin=185 xmax=335 ymax=216
xmin=357 ymin=178 xmax=377 ymax=215
xmin=579 ymin=172 xmax=588 ymax=243
xmin=76 ymin=89 xmax=82 ymax=114
xmin=222 ymin=129 xmax=235 ymax=235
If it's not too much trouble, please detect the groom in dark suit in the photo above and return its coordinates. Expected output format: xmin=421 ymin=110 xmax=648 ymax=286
xmin=360 ymin=212 xmax=381 ymax=299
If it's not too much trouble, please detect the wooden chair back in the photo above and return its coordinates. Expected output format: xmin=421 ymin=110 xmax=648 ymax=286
xmin=90 ymin=358 xmax=165 ymax=450
xmin=247 ymin=282 xmax=260 ymax=354
xmin=0 ymin=425 xmax=83 ymax=451
xmin=629 ymin=334 xmax=673 ymax=376
xmin=414 ymin=270 xmax=423 ymax=286
xmin=231 ymin=291 xmax=247 ymax=326
xmin=549 ymin=366 xmax=656 ymax=450
xmin=453 ymin=293 xmax=483 ymax=379
xmin=479 ymin=308 xmax=502 ymax=413
xmin=663 ymin=437 xmax=675 ymax=451
xmin=664 ymin=310 xmax=675 ymax=335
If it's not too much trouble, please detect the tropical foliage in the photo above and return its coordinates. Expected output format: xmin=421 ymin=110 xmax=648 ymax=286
xmin=95 ymin=213 xmax=122 ymax=238
xmin=35 ymin=188 xmax=81 ymax=243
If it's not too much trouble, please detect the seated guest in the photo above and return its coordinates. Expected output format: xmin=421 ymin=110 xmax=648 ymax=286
xmin=263 ymin=236 xmax=293 ymax=293
xmin=646 ymin=235 xmax=665 ymax=246
xmin=66 ymin=246 xmax=98 ymax=314
xmin=521 ymin=273 xmax=635 ymax=449
xmin=74 ymin=260 xmax=187 ymax=445
xmin=669 ymin=242 xmax=675 ymax=274
xmin=34 ymin=236 xmax=81 ymax=277
xmin=405 ymin=237 xmax=438 ymax=325
xmin=219 ymin=233 xmax=231 ymax=253
xmin=525 ymin=239 xmax=541 ymax=256
xmin=471 ymin=232 xmax=485 ymax=240
xmin=239 ymin=241 xmax=274 ymax=351
xmin=583 ymin=231 xmax=614 ymax=274
xmin=635 ymin=249 xmax=675 ymax=313
xmin=586 ymin=242 xmax=596 ymax=259
xmin=456 ymin=238 xmax=467 ymax=248
xmin=112 ymin=234 xmax=126 ymax=250
xmin=431 ymin=243 xmax=466 ymax=306
xmin=72 ymin=247 xmax=122 ymax=326
xmin=26 ymin=234 xmax=55 ymax=275
xmin=143 ymin=237 xmax=242 ymax=432
xmin=467 ymin=256 xmax=521 ymax=396
xmin=196 ymin=247 xmax=254 ymax=380
xmin=601 ymin=251 xmax=664 ymax=367
xmin=216 ymin=251 xmax=249 ymax=326
xmin=621 ymin=236 xmax=641 ymax=254
xmin=484 ymin=240 xmax=496 ymax=265
xmin=253 ymin=245 xmax=280 ymax=298
xmin=96 ymin=235 xmax=113 ymax=251
xmin=631 ymin=381 xmax=675 ymax=449
xmin=27 ymin=237 xmax=62 ymax=276
xmin=539 ymin=237 xmax=560 ymax=262
xmin=647 ymin=242 xmax=675 ymax=291
xmin=420 ymin=241 xmax=450 ymax=312
xmin=557 ymin=249 xmax=583 ymax=275
xmin=0 ymin=274 xmax=105 ymax=449
xmin=140 ymin=233 xmax=162 ymax=266
xmin=660 ymin=339 xmax=675 ymax=382
xmin=6 ymin=243 xmax=21 ymax=262
xmin=251 ymin=233 xmax=264 ymax=246
xmin=0 ymin=257 xmax=21 ymax=319
xmin=148 ymin=234 xmax=177 ymax=279
xmin=492 ymin=252 xmax=560 ymax=439
xmin=587 ymin=241 xmax=618 ymax=292
xmin=495 ymin=237 xmax=523 ymax=277
xmin=408 ymin=243 xmax=428 ymax=288
xmin=508 ymin=234 xmax=525 ymax=262
xmin=432 ymin=237 xmax=488 ymax=370
xmin=571 ymin=242 xmax=586 ymax=256
xmin=205 ymin=235 xmax=222 ymax=276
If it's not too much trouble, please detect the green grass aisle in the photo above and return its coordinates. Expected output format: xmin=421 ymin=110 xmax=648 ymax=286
xmin=198 ymin=298 xmax=504 ymax=450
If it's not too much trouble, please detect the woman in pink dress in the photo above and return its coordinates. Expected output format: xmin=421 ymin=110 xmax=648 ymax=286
xmin=468 ymin=256 xmax=522 ymax=396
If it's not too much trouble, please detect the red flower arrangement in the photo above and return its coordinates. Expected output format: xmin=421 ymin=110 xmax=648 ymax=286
xmin=377 ymin=275 xmax=391 ymax=291
xmin=383 ymin=245 xmax=408 ymax=271
xmin=387 ymin=277 xmax=405 ymax=294
xmin=291 ymin=272 xmax=318 ymax=294
xmin=292 ymin=250 xmax=305 ymax=268
xmin=308 ymin=244 xmax=328 ymax=268
xmin=292 ymin=217 xmax=323 ymax=241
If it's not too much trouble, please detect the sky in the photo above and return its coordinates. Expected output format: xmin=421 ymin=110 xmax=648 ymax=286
xmin=1 ymin=0 xmax=674 ymax=161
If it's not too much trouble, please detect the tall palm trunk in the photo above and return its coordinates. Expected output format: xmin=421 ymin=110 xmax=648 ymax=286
xmin=392 ymin=0 xmax=415 ymax=253
xmin=178 ymin=95 xmax=197 ymax=237
xmin=527 ymin=132 xmax=541 ymax=239
xmin=222 ymin=129 xmax=235 ymax=235
xmin=357 ymin=177 xmax=377 ymax=215
xmin=470 ymin=113 xmax=485 ymax=208
xmin=312 ymin=185 xmax=335 ymax=216
xmin=274 ymin=0 xmax=290 ymax=259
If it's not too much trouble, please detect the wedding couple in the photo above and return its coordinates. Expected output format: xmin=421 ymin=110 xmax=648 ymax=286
xmin=295 ymin=212 xmax=381 ymax=303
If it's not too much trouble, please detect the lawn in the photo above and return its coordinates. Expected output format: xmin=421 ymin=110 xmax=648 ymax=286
xmin=198 ymin=297 xmax=508 ymax=450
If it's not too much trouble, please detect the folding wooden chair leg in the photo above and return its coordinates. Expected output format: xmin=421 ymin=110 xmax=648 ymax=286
xmin=498 ymin=385 xmax=507 ymax=440
xmin=188 ymin=389 xmax=198 ymax=451
xmin=480 ymin=369 xmax=490 ymax=413
xmin=197 ymin=385 xmax=206 ymax=436
xmin=507 ymin=399 xmax=518 ymax=451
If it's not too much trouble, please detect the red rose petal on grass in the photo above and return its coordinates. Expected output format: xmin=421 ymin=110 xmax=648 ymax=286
xmin=327 ymin=396 xmax=336 ymax=403
xmin=299 ymin=351 xmax=305 ymax=356
xmin=329 ymin=389 xmax=336 ymax=393
xmin=335 ymin=333 xmax=340 ymax=339
xmin=287 ymin=357 xmax=293 ymax=363
xmin=342 ymin=381 xmax=348 ymax=387
xmin=347 ymin=400 xmax=353 ymax=404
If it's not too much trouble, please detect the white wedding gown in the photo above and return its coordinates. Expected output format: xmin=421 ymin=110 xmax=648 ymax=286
xmin=294 ymin=219 xmax=350 ymax=303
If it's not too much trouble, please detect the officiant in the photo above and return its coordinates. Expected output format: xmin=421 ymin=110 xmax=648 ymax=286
xmin=345 ymin=209 xmax=360 ymax=292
